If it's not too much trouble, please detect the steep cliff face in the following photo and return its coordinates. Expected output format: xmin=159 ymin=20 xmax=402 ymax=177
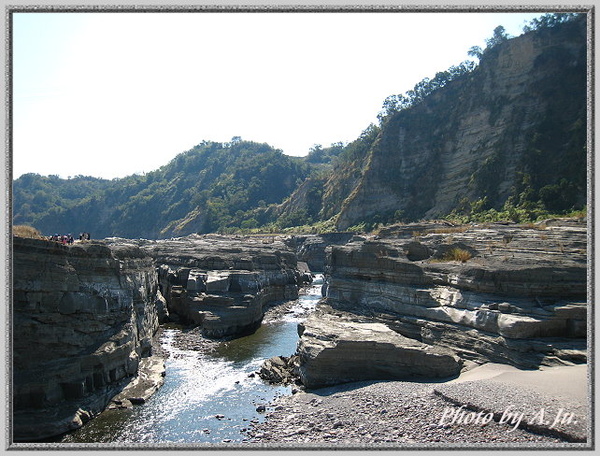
xmin=332 ymin=19 xmax=586 ymax=229
xmin=12 ymin=237 xmax=161 ymax=441
xmin=12 ymin=234 xmax=309 ymax=440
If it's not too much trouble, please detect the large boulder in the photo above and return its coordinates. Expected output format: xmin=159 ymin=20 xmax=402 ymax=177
xmin=296 ymin=308 xmax=462 ymax=389
xmin=259 ymin=356 xmax=300 ymax=385
xmin=288 ymin=233 xmax=355 ymax=272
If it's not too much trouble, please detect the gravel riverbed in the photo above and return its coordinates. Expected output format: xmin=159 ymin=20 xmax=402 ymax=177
xmin=244 ymin=379 xmax=576 ymax=448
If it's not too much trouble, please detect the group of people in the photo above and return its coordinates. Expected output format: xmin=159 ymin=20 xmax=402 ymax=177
xmin=49 ymin=232 xmax=91 ymax=244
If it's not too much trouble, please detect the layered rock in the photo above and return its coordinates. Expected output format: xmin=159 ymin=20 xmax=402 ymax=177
xmin=111 ymin=234 xmax=302 ymax=338
xmin=296 ymin=307 xmax=462 ymax=389
xmin=321 ymin=220 xmax=587 ymax=369
xmin=12 ymin=237 xmax=162 ymax=441
xmin=286 ymin=233 xmax=356 ymax=272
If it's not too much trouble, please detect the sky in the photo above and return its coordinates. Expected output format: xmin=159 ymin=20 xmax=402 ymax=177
xmin=12 ymin=9 xmax=548 ymax=180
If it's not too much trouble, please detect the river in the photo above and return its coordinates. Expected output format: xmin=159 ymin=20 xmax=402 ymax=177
xmin=59 ymin=275 xmax=323 ymax=444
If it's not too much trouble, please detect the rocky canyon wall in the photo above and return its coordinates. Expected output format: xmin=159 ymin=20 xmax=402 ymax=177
xmin=110 ymin=234 xmax=303 ymax=338
xmin=323 ymin=220 xmax=587 ymax=368
xmin=13 ymin=233 xmax=307 ymax=441
xmin=295 ymin=220 xmax=587 ymax=388
xmin=12 ymin=237 xmax=161 ymax=441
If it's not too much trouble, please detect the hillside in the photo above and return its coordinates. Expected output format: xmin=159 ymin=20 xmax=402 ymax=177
xmin=13 ymin=140 xmax=311 ymax=238
xmin=13 ymin=14 xmax=588 ymax=237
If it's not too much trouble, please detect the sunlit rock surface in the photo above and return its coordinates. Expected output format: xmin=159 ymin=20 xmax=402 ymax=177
xmin=297 ymin=306 xmax=462 ymax=389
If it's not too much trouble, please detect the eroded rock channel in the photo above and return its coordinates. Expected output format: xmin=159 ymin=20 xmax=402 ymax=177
xmin=13 ymin=234 xmax=309 ymax=442
xmin=12 ymin=220 xmax=588 ymax=446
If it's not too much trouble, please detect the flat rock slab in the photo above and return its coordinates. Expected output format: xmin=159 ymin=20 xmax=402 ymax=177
xmin=297 ymin=308 xmax=462 ymax=388
xmin=433 ymin=364 xmax=588 ymax=442
xmin=109 ymin=355 xmax=166 ymax=409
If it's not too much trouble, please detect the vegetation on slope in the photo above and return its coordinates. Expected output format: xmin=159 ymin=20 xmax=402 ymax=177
xmin=13 ymin=140 xmax=312 ymax=238
xmin=12 ymin=225 xmax=44 ymax=239
xmin=339 ymin=13 xmax=587 ymax=231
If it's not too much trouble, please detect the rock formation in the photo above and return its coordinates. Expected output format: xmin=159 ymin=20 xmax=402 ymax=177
xmin=321 ymin=220 xmax=586 ymax=367
xmin=259 ymin=355 xmax=301 ymax=385
xmin=107 ymin=234 xmax=303 ymax=338
xmin=297 ymin=307 xmax=462 ymax=389
xmin=13 ymin=233 xmax=311 ymax=441
xmin=12 ymin=237 xmax=162 ymax=441
xmin=286 ymin=233 xmax=356 ymax=272
xmin=11 ymin=217 xmax=588 ymax=435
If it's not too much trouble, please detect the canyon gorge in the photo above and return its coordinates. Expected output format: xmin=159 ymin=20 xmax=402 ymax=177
xmin=11 ymin=218 xmax=588 ymax=443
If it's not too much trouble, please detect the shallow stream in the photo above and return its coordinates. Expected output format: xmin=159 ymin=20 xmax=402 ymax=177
xmin=59 ymin=275 xmax=323 ymax=444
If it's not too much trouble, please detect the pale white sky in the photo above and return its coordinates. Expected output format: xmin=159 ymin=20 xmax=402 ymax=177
xmin=13 ymin=10 xmax=545 ymax=179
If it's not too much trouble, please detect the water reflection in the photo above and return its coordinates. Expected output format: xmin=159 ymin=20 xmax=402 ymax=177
xmin=216 ymin=322 xmax=299 ymax=364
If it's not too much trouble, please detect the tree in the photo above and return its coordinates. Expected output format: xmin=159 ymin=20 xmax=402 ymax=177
xmin=523 ymin=13 xmax=580 ymax=32
xmin=485 ymin=25 xmax=509 ymax=49
xmin=468 ymin=46 xmax=483 ymax=59
xmin=377 ymin=59 xmax=477 ymax=124
xmin=307 ymin=144 xmax=324 ymax=163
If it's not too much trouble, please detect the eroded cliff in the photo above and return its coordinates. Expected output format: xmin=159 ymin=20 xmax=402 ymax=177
xmin=12 ymin=237 xmax=162 ymax=441
xmin=336 ymin=220 xmax=586 ymax=364
xmin=106 ymin=234 xmax=303 ymax=338
xmin=303 ymin=18 xmax=586 ymax=230
xmin=13 ymin=233 xmax=309 ymax=441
